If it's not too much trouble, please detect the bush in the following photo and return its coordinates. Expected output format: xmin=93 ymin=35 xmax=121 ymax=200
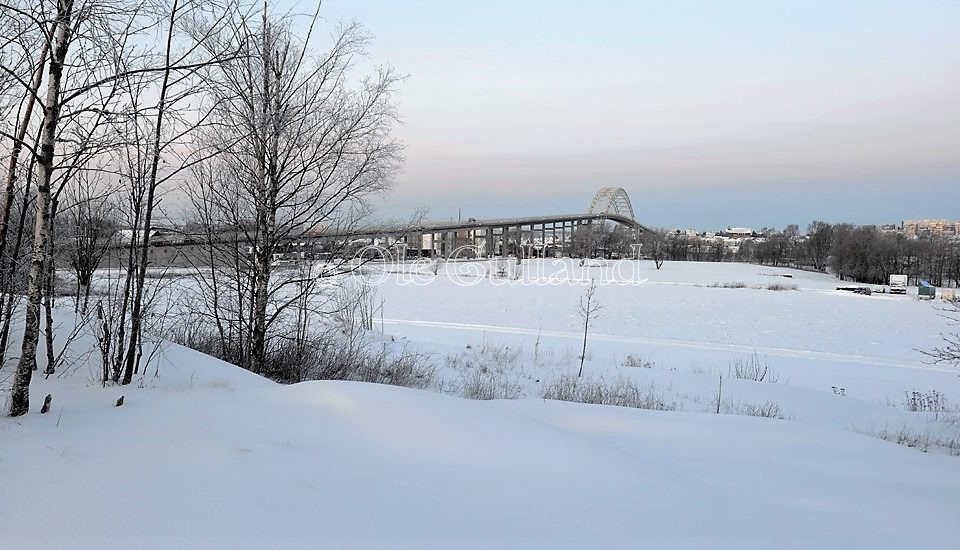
xmin=490 ymin=258 xmax=522 ymax=280
xmin=350 ymin=345 xmax=437 ymax=389
xmin=164 ymin=318 xmax=234 ymax=362
xmin=872 ymin=425 xmax=960 ymax=455
xmin=710 ymin=282 xmax=746 ymax=289
xmin=904 ymin=390 xmax=949 ymax=419
xmin=444 ymin=343 xmax=524 ymax=400
xmin=165 ymin=321 xmax=438 ymax=389
xmin=729 ymin=353 xmax=778 ymax=383
xmin=542 ymin=375 xmax=677 ymax=411
xmin=765 ymin=283 xmax=798 ymax=291
xmin=738 ymin=400 xmax=783 ymax=419
xmin=622 ymin=354 xmax=654 ymax=368
xmin=458 ymin=366 xmax=523 ymax=400
xmin=332 ymin=277 xmax=380 ymax=333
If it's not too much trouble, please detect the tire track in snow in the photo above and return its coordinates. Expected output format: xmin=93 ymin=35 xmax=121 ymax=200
xmin=381 ymin=318 xmax=948 ymax=372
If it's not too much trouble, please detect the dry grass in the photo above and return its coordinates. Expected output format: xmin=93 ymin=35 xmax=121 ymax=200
xmin=543 ymin=375 xmax=677 ymax=411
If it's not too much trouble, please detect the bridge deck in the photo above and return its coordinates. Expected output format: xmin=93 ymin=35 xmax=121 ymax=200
xmin=323 ymin=212 xmax=646 ymax=238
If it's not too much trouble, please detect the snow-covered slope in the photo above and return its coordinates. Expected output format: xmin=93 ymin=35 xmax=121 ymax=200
xmin=2 ymin=370 xmax=958 ymax=549
xmin=3 ymin=259 xmax=959 ymax=547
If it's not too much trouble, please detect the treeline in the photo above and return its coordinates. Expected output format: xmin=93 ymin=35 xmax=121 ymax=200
xmin=574 ymin=222 xmax=960 ymax=287
xmin=746 ymin=222 xmax=960 ymax=286
xmin=827 ymin=225 xmax=959 ymax=286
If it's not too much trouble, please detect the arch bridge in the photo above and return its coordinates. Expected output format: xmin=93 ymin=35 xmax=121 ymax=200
xmin=327 ymin=187 xmax=649 ymax=258
xmin=107 ymin=188 xmax=649 ymax=264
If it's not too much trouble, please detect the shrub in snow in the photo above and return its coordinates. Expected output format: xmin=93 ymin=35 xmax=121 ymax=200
xmin=712 ymin=398 xmax=785 ymax=420
xmin=622 ymin=355 xmax=654 ymax=368
xmin=709 ymin=282 xmax=746 ymax=289
xmin=871 ymin=425 xmax=960 ymax=456
xmin=738 ymin=400 xmax=783 ymax=419
xmin=903 ymin=390 xmax=949 ymax=420
xmin=765 ymin=283 xmax=798 ymax=291
xmin=728 ymin=354 xmax=778 ymax=383
xmin=489 ymin=258 xmax=522 ymax=280
xmin=445 ymin=343 xmax=524 ymax=400
xmin=166 ymin=318 xmax=438 ymax=389
xmin=457 ymin=366 xmax=523 ymax=401
xmin=333 ymin=276 xmax=381 ymax=333
xmin=543 ymin=375 xmax=677 ymax=412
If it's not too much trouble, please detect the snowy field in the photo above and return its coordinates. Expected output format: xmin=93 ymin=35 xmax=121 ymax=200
xmin=2 ymin=259 xmax=959 ymax=548
xmin=375 ymin=260 xmax=960 ymax=438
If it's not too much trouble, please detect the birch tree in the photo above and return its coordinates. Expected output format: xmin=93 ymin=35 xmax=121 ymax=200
xmin=5 ymin=0 xmax=76 ymax=416
xmin=186 ymin=3 xmax=401 ymax=376
xmin=2 ymin=0 xmax=235 ymax=413
xmin=116 ymin=0 xmax=239 ymax=385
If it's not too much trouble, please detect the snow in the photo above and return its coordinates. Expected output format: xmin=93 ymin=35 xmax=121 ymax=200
xmin=3 ymin=375 xmax=959 ymax=548
xmin=379 ymin=260 xmax=960 ymax=402
xmin=2 ymin=259 xmax=959 ymax=547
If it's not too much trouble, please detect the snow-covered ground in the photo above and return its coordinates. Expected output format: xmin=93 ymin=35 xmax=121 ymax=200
xmin=375 ymin=260 xmax=960 ymax=441
xmin=2 ymin=259 xmax=959 ymax=548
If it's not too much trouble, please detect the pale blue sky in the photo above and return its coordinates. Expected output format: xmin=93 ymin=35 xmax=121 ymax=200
xmin=288 ymin=0 xmax=959 ymax=229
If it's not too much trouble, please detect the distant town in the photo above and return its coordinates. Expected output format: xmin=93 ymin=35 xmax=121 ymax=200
xmin=882 ymin=219 xmax=960 ymax=239
xmin=666 ymin=219 xmax=960 ymax=255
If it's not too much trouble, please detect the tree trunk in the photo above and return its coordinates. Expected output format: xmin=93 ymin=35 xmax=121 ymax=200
xmin=9 ymin=1 xmax=74 ymax=416
xmin=0 ymin=155 xmax=35 ymax=365
xmin=0 ymin=42 xmax=49 ymax=287
xmin=42 ymin=197 xmax=59 ymax=375
xmin=81 ymin=275 xmax=91 ymax=315
xmin=111 ymin=230 xmax=135 ymax=383
xmin=578 ymin=317 xmax=589 ymax=377
xmin=248 ymin=6 xmax=274 ymax=376
xmin=122 ymin=0 xmax=179 ymax=385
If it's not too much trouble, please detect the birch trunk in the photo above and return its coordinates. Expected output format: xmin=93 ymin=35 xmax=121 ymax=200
xmin=0 ymin=147 xmax=35 ymax=364
xmin=248 ymin=4 xmax=273 ymax=375
xmin=121 ymin=1 xmax=180 ymax=385
xmin=0 ymin=42 xmax=49 ymax=282
xmin=42 ymin=198 xmax=58 ymax=375
xmin=9 ymin=0 xmax=74 ymax=416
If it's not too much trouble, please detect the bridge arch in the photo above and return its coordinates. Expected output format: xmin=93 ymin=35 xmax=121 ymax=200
xmin=588 ymin=187 xmax=635 ymax=220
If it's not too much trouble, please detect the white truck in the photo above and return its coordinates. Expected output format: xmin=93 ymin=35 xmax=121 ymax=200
xmin=889 ymin=274 xmax=908 ymax=295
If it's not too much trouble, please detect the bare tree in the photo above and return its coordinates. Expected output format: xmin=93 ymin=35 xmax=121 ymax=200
xmin=577 ymin=279 xmax=602 ymax=377
xmin=3 ymin=0 xmax=154 ymax=409
xmin=116 ymin=0 xmax=240 ymax=385
xmin=922 ymin=300 xmax=960 ymax=366
xmin=643 ymin=229 xmax=666 ymax=270
xmin=185 ymin=4 xmax=401 ymax=375
xmin=0 ymin=22 xmax=48 ymax=298
xmin=807 ymin=220 xmax=833 ymax=271
xmin=2 ymin=0 xmax=236 ymax=413
xmin=5 ymin=0 xmax=76 ymax=416
xmin=0 ymin=146 xmax=36 ymax=365
xmin=61 ymin=177 xmax=116 ymax=314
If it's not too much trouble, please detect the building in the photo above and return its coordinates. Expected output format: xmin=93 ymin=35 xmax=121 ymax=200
xmin=903 ymin=219 xmax=950 ymax=237
xmin=723 ymin=227 xmax=754 ymax=238
xmin=879 ymin=224 xmax=899 ymax=234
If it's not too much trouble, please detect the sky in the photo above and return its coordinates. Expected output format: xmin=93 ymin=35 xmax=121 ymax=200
xmin=289 ymin=0 xmax=959 ymax=230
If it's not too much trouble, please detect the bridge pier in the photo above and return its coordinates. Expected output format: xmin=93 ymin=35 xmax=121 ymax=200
xmin=517 ymin=225 xmax=523 ymax=258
